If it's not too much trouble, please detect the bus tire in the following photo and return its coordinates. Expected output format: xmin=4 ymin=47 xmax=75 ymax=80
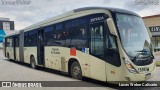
xmin=30 ymin=56 xmax=36 ymax=69
xmin=71 ymin=61 xmax=82 ymax=80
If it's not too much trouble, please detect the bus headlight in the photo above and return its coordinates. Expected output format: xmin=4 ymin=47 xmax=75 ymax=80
xmin=124 ymin=58 xmax=138 ymax=74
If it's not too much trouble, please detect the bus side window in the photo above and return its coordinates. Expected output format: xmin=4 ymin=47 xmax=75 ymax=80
xmin=10 ymin=37 xmax=13 ymax=47
xmin=7 ymin=38 xmax=10 ymax=47
xmin=76 ymin=18 xmax=87 ymax=50
xmin=28 ymin=30 xmax=37 ymax=47
xmin=15 ymin=35 xmax=19 ymax=47
xmin=24 ymin=32 xmax=29 ymax=47
xmin=65 ymin=17 xmax=87 ymax=49
xmin=54 ymin=23 xmax=63 ymax=46
xmin=44 ymin=26 xmax=54 ymax=46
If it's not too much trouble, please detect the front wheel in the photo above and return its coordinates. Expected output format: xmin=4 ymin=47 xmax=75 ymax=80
xmin=71 ymin=61 xmax=82 ymax=80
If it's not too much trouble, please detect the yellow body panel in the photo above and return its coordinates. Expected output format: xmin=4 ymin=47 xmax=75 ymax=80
xmin=6 ymin=47 xmax=14 ymax=59
xmin=24 ymin=47 xmax=37 ymax=64
xmin=15 ymin=48 xmax=19 ymax=61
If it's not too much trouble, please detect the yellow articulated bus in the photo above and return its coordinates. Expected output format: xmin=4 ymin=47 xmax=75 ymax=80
xmin=3 ymin=7 xmax=156 ymax=83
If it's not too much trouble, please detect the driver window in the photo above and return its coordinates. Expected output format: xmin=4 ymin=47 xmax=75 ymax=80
xmin=106 ymin=35 xmax=121 ymax=67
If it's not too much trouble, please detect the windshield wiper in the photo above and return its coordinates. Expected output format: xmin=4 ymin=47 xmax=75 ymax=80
xmin=135 ymin=50 xmax=147 ymax=52
xmin=133 ymin=53 xmax=141 ymax=62
xmin=135 ymin=50 xmax=154 ymax=59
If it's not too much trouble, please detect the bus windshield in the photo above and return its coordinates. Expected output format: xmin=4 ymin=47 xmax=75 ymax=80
xmin=115 ymin=13 xmax=152 ymax=59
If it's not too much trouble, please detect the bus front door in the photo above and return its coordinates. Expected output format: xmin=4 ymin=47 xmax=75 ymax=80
xmin=89 ymin=22 xmax=107 ymax=81
xmin=37 ymin=30 xmax=44 ymax=65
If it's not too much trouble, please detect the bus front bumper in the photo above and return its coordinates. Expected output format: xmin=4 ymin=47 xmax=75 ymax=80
xmin=125 ymin=72 xmax=154 ymax=81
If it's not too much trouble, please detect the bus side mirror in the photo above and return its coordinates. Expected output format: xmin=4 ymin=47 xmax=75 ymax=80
xmin=106 ymin=18 xmax=118 ymax=37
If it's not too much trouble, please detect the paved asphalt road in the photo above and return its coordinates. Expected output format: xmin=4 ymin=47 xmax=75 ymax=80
xmin=0 ymin=49 xmax=160 ymax=90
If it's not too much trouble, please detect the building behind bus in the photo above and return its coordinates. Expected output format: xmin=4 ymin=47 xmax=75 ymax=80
xmin=143 ymin=14 xmax=160 ymax=66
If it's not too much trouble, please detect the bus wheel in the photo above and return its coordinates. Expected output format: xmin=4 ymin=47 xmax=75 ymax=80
xmin=71 ymin=61 xmax=82 ymax=80
xmin=30 ymin=56 xmax=36 ymax=69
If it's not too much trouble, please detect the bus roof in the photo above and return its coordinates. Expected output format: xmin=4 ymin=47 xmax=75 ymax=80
xmin=74 ymin=7 xmax=139 ymax=16
xmin=4 ymin=30 xmax=20 ymax=37
xmin=5 ymin=7 xmax=139 ymax=37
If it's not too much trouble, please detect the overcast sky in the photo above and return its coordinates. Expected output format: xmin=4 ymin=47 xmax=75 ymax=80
xmin=0 ymin=0 xmax=160 ymax=30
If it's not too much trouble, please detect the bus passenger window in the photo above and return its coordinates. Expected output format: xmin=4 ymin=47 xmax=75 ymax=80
xmin=65 ymin=18 xmax=87 ymax=49
xmin=10 ymin=38 xmax=13 ymax=47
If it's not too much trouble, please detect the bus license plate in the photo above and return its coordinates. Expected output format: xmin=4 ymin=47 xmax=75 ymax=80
xmin=145 ymin=73 xmax=151 ymax=80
